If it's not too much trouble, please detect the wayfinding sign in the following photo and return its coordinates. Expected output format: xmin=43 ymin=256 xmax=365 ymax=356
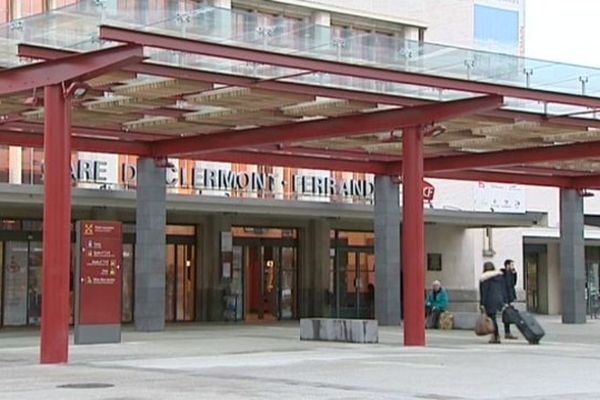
xmin=74 ymin=220 xmax=123 ymax=344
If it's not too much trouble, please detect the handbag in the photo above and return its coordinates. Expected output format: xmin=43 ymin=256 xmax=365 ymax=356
xmin=425 ymin=312 xmax=437 ymax=329
xmin=439 ymin=311 xmax=454 ymax=330
xmin=475 ymin=312 xmax=495 ymax=336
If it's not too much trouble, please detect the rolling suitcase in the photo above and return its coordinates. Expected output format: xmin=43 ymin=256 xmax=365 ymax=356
xmin=503 ymin=306 xmax=545 ymax=344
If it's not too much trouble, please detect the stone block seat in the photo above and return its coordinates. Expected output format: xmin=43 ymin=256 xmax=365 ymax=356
xmin=300 ymin=318 xmax=378 ymax=343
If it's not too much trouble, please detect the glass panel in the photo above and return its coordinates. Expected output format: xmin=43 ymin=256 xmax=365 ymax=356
xmin=357 ymin=252 xmax=375 ymax=319
xmin=27 ymin=241 xmax=42 ymax=325
xmin=232 ymin=227 xmax=297 ymax=239
xmin=3 ymin=242 xmax=28 ymax=326
xmin=121 ymin=243 xmax=134 ymax=322
xmin=263 ymin=246 xmax=277 ymax=320
xmin=166 ymin=225 xmax=195 ymax=236
xmin=227 ymin=245 xmax=243 ymax=321
xmin=21 ymin=148 xmax=43 ymax=185
xmin=173 ymin=244 xmax=195 ymax=321
xmin=0 ymin=0 xmax=599 ymax=112
xmin=337 ymin=231 xmax=375 ymax=247
xmin=184 ymin=244 xmax=195 ymax=321
xmin=0 ymin=145 xmax=8 ymax=183
xmin=176 ymin=244 xmax=185 ymax=321
xmin=526 ymin=254 xmax=539 ymax=312
xmin=0 ymin=219 xmax=21 ymax=230
xmin=336 ymin=250 xmax=357 ymax=318
xmin=0 ymin=241 xmax=2 ymax=324
xmin=165 ymin=243 xmax=176 ymax=322
xmin=280 ymin=246 xmax=296 ymax=320
xmin=70 ymin=242 xmax=75 ymax=325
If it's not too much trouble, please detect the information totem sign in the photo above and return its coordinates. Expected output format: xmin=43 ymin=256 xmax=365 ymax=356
xmin=75 ymin=220 xmax=123 ymax=344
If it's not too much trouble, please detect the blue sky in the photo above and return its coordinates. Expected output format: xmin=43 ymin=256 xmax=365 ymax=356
xmin=526 ymin=0 xmax=600 ymax=66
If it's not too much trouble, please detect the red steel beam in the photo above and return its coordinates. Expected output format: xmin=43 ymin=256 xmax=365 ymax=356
xmin=199 ymin=150 xmax=389 ymax=174
xmin=0 ymin=44 xmax=144 ymax=96
xmin=0 ymin=128 xmax=585 ymax=187
xmin=425 ymin=141 xmax=600 ymax=172
xmin=0 ymin=130 xmax=151 ymax=156
xmin=100 ymin=25 xmax=600 ymax=110
xmin=152 ymin=95 xmax=503 ymax=156
xmin=6 ymin=121 xmax=171 ymax=142
xmin=571 ymin=175 xmax=600 ymax=189
xmin=402 ymin=126 xmax=426 ymax=346
xmin=258 ymin=145 xmax=402 ymax=162
xmin=40 ymin=84 xmax=71 ymax=364
xmin=430 ymin=170 xmax=573 ymax=188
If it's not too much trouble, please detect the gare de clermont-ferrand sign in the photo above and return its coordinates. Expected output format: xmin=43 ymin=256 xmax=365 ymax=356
xmin=59 ymin=158 xmax=376 ymax=199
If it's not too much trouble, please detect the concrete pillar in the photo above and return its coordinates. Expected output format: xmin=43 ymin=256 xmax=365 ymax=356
xmin=312 ymin=11 xmax=331 ymax=26
xmin=404 ymin=27 xmax=420 ymax=41
xmin=300 ymin=219 xmax=330 ymax=317
xmin=374 ymin=176 xmax=401 ymax=326
xmin=560 ymin=189 xmax=586 ymax=324
xmin=134 ymin=158 xmax=166 ymax=331
xmin=198 ymin=215 xmax=232 ymax=321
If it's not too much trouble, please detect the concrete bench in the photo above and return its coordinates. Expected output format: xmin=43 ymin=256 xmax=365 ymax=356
xmin=300 ymin=318 xmax=378 ymax=343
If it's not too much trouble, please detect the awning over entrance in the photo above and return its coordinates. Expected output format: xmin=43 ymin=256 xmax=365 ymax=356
xmin=0 ymin=0 xmax=598 ymax=361
xmin=0 ymin=1 xmax=600 ymax=185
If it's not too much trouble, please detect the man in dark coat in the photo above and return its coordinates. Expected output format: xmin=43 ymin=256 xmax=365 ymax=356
xmin=479 ymin=261 xmax=506 ymax=344
xmin=501 ymin=259 xmax=518 ymax=339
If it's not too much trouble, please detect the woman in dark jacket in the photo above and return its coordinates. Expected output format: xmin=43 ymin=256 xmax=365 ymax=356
xmin=479 ymin=261 xmax=506 ymax=344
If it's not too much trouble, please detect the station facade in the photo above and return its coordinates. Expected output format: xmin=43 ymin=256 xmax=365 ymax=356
xmin=0 ymin=0 xmax=596 ymax=331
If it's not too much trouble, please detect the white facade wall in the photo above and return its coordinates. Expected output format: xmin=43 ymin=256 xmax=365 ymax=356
xmin=547 ymin=243 xmax=562 ymax=315
xmin=425 ymin=225 xmax=475 ymax=290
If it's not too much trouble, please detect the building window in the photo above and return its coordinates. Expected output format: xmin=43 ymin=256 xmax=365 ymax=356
xmin=474 ymin=4 xmax=519 ymax=52
xmin=427 ymin=253 xmax=442 ymax=271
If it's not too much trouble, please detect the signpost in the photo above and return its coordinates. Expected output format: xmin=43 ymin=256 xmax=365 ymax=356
xmin=75 ymin=220 xmax=122 ymax=344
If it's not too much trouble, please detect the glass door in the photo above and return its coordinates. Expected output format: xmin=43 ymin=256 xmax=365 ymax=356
xmin=27 ymin=242 xmax=42 ymax=325
xmin=165 ymin=243 xmax=196 ymax=322
xmin=334 ymin=247 xmax=375 ymax=319
xmin=525 ymin=253 xmax=539 ymax=313
xmin=2 ymin=241 xmax=42 ymax=326
xmin=3 ymin=242 xmax=28 ymax=326
xmin=239 ymin=241 xmax=298 ymax=321
xmin=279 ymin=246 xmax=297 ymax=320
xmin=121 ymin=244 xmax=134 ymax=323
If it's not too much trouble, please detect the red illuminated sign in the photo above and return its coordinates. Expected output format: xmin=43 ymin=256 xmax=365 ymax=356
xmin=78 ymin=221 xmax=122 ymax=325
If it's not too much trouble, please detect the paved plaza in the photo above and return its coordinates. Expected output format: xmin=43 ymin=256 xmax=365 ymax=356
xmin=0 ymin=317 xmax=599 ymax=399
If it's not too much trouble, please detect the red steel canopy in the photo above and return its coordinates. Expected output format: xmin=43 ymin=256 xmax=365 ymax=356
xmin=1 ymin=4 xmax=600 ymax=364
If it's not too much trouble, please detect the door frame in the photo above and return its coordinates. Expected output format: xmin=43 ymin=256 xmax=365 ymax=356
xmin=233 ymin=237 xmax=298 ymax=321
xmin=331 ymin=239 xmax=375 ymax=319
xmin=165 ymin=238 xmax=196 ymax=322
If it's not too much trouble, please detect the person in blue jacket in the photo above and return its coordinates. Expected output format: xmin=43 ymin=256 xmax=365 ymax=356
xmin=426 ymin=280 xmax=449 ymax=329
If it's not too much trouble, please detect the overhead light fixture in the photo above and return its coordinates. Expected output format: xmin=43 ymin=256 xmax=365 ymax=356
xmin=578 ymin=189 xmax=595 ymax=198
xmin=73 ymin=87 xmax=88 ymax=99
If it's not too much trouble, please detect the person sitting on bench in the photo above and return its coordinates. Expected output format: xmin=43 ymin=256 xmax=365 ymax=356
xmin=426 ymin=280 xmax=449 ymax=329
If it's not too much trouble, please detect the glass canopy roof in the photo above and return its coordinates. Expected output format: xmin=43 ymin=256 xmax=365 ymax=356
xmin=1 ymin=0 xmax=600 ymax=119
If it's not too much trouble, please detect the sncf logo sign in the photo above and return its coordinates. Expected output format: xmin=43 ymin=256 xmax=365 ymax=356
xmin=423 ymin=181 xmax=435 ymax=202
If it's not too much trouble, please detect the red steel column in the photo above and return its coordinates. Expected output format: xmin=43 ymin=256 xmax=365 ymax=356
xmin=402 ymin=125 xmax=426 ymax=346
xmin=40 ymin=84 xmax=72 ymax=364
